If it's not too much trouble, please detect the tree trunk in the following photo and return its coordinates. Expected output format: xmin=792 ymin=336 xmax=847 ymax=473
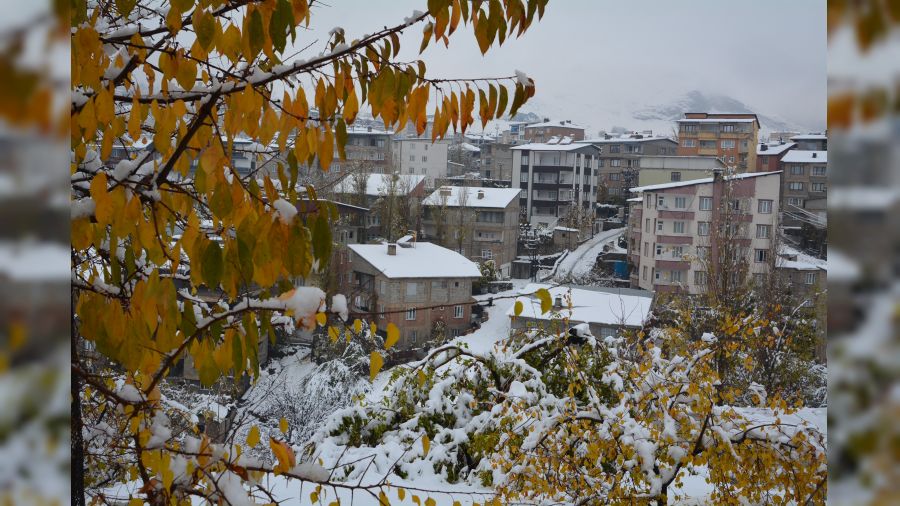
xmin=71 ymin=299 xmax=86 ymax=506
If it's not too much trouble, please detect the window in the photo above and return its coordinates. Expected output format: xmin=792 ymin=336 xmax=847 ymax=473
xmin=754 ymin=249 xmax=768 ymax=263
xmin=671 ymin=270 xmax=683 ymax=283
xmin=643 ymin=242 xmax=649 ymax=256
xmin=695 ymin=271 xmax=708 ymax=286
xmin=672 ymin=246 xmax=684 ymax=258
xmin=699 ymin=197 xmax=712 ymax=210
xmin=790 ymin=165 xmax=805 ymax=175
xmin=645 ymin=218 xmax=650 ymax=232
xmin=406 ymin=282 xmax=418 ymax=297
xmin=422 ymin=156 xmax=428 ymax=162
xmin=657 ymin=220 xmax=664 ymax=232
xmin=597 ymin=159 xmax=605 ymax=167
xmin=610 ymin=159 xmax=622 ymax=167
xmin=681 ymin=124 xmax=699 ymax=133
xmin=406 ymin=308 xmax=417 ymax=320
xmin=681 ymin=139 xmax=696 ymax=147
xmin=609 ymin=172 xmax=620 ymax=181
xmin=424 ymin=144 xmax=429 ymax=150
xmin=787 ymin=197 xmax=805 ymax=207
xmin=788 ymin=182 xmax=805 ymax=191
xmin=811 ymin=166 xmax=826 ymax=176
xmin=409 ymin=155 xmax=415 ymax=161
xmin=521 ymin=155 xmax=529 ymax=165
xmin=409 ymin=330 xmax=418 ymax=343
xmin=696 ymin=246 xmax=710 ymax=260
xmin=758 ymin=200 xmax=773 ymax=214
xmin=811 ymin=182 xmax=826 ymax=192
xmin=699 ymin=140 xmax=717 ymax=149
xmin=655 ymin=244 xmax=663 ymax=256
xmin=654 ymin=269 xmax=661 ymax=280
xmin=520 ymin=171 xmax=529 ymax=182
xmin=657 ymin=195 xmax=665 ymax=207
xmin=754 ymin=273 xmax=767 ymax=286
xmin=642 ymin=265 xmax=648 ymax=280
xmin=609 ymin=145 xmax=621 ymax=153
xmin=721 ymin=139 xmax=736 ymax=149
xmin=379 ymin=280 xmax=386 ymax=294
xmin=698 ymin=222 xmax=710 ymax=236
xmin=805 ymin=272 xmax=817 ymax=285
xmin=675 ymin=197 xmax=686 ymax=208
xmin=721 ymin=124 xmax=735 ymax=133
xmin=454 ymin=305 xmax=464 ymax=318
xmin=756 ymin=224 xmax=771 ymax=238
xmin=378 ymin=304 xmax=385 ymax=319
xmin=673 ymin=221 xmax=685 ymax=233
xmin=481 ymin=249 xmax=493 ymax=259
xmin=670 ymin=171 xmax=682 ymax=182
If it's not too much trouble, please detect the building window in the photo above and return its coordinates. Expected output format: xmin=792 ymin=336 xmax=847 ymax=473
xmin=642 ymin=265 xmax=648 ymax=280
xmin=608 ymin=172 xmax=620 ymax=181
xmin=454 ymin=305 xmax=464 ymax=318
xmin=790 ymin=165 xmax=804 ymax=175
xmin=699 ymin=197 xmax=712 ymax=210
xmin=812 ymin=166 xmax=826 ymax=176
xmin=788 ymin=182 xmax=805 ymax=191
xmin=811 ymin=182 xmax=826 ymax=192
xmin=406 ymin=308 xmax=417 ymax=320
xmin=695 ymin=271 xmax=708 ymax=286
xmin=410 ymin=330 xmax=418 ymax=344
xmin=481 ymin=249 xmax=493 ymax=259
xmin=671 ymin=270 xmax=683 ymax=283
xmin=681 ymin=138 xmax=696 ymax=147
xmin=521 ymin=155 xmax=529 ymax=165
xmin=645 ymin=218 xmax=651 ymax=232
xmin=787 ymin=197 xmax=805 ymax=207
xmin=673 ymin=221 xmax=685 ymax=233
xmin=721 ymin=139 xmax=736 ymax=149
xmin=655 ymin=244 xmax=663 ymax=256
xmin=409 ymin=155 xmax=415 ymax=161
xmin=672 ymin=246 xmax=684 ymax=258
xmin=721 ymin=124 xmax=735 ymax=133
xmin=805 ymin=272 xmax=817 ymax=285
xmin=406 ymin=282 xmax=418 ymax=297
xmin=756 ymin=224 xmax=771 ymax=238
xmin=657 ymin=195 xmax=665 ymax=207
xmin=657 ymin=220 xmax=664 ymax=232
xmin=422 ymin=156 xmax=428 ymax=162
xmin=675 ymin=196 xmax=686 ymax=208
xmin=696 ymin=246 xmax=710 ymax=260
xmin=754 ymin=273 xmax=767 ymax=286
xmin=610 ymin=145 xmax=621 ymax=153
xmin=670 ymin=172 xmax=682 ymax=182
xmin=698 ymin=222 xmax=710 ymax=236
xmin=378 ymin=304 xmax=385 ymax=319
xmin=754 ymin=249 xmax=768 ymax=263
xmin=597 ymin=159 xmax=605 ymax=167
xmin=643 ymin=242 xmax=649 ymax=256
xmin=610 ymin=159 xmax=621 ymax=167
xmin=758 ymin=199 xmax=773 ymax=214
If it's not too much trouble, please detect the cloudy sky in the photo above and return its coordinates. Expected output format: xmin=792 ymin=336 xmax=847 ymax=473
xmin=298 ymin=0 xmax=826 ymax=134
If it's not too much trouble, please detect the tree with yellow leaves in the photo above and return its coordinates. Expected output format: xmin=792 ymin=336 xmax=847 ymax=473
xmin=71 ymin=0 xmax=545 ymax=503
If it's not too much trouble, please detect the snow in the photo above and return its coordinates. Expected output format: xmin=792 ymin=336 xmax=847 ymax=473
xmin=331 ymin=294 xmax=348 ymax=321
xmin=781 ymin=150 xmax=827 ymax=163
xmin=524 ymin=120 xmax=584 ymax=129
xmin=333 ymin=173 xmax=425 ymax=197
xmin=459 ymin=142 xmax=480 ymax=152
xmin=579 ymin=135 xmax=673 ymax=144
xmin=553 ymin=227 xmax=624 ymax=280
xmin=422 ymin=186 xmax=521 ymax=209
xmin=776 ymin=245 xmax=826 ymax=271
xmin=508 ymin=283 xmax=652 ymax=328
xmin=71 ymin=198 xmax=95 ymax=220
xmin=0 ymin=241 xmax=70 ymax=282
xmin=790 ymin=133 xmax=827 ymax=141
xmin=828 ymin=186 xmax=900 ymax=210
xmin=514 ymin=69 xmax=530 ymax=86
xmin=676 ymin=118 xmax=757 ymax=123
xmin=828 ymin=248 xmax=862 ymax=283
xmin=630 ymin=170 xmax=781 ymax=193
xmin=756 ymin=141 xmax=796 ymax=155
xmin=117 ymin=383 xmax=142 ymax=403
xmin=273 ymin=198 xmax=298 ymax=223
xmin=347 ymin=242 xmax=481 ymax=279
xmin=509 ymin=142 xmax=595 ymax=152
xmin=280 ymin=287 xmax=327 ymax=325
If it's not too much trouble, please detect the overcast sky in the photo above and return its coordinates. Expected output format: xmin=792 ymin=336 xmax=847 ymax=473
xmin=298 ymin=0 xmax=826 ymax=133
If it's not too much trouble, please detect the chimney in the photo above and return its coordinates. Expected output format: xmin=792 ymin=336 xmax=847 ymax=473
xmin=811 ymin=152 xmax=817 ymax=158
xmin=387 ymin=243 xmax=397 ymax=255
xmin=543 ymin=117 xmax=550 ymax=123
xmin=760 ymin=144 xmax=768 ymax=151
xmin=367 ymin=126 xmax=372 ymax=132
xmin=712 ymin=168 xmax=724 ymax=182
xmin=439 ymin=186 xmax=452 ymax=197
xmin=477 ymin=189 xmax=485 ymax=199
xmin=553 ymin=295 xmax=563 ymax=309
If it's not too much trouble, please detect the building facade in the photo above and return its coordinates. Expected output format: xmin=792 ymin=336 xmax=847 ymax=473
xmin=421 ymin=186 xmax=521 ymax=276
xmin=675 ymin=113 xmax=760 ymax=171
xmin=790 ymin=133 xmax=827 ymax=152
xmin=392 ymin=137 xmax=452 ymax=189
xmin=634 ymin=155 xmax=724 ymax=187
xmin=511 ymin=142 xmax=600 ymax=229
xmin=523 ymin=120 xmax=586 ymax=143
xmin=335 ymin=126 xmax=393 ymax=173
xmin=627 ymin=171 xmax=781 ymax=295
xmin=480 ymin=142 xmax=514 ymax=183
xmin=577 ymin=135 xmax=678 ymax=202
xmin=755 ymin=141 xmax=796 ymax=172
xmin=779 ymin=150 xmax=827 ymax=216
xmin=346 ymin=240 xmax=480 ymax=349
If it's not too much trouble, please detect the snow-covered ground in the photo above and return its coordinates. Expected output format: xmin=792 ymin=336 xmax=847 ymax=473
xmin=553 ymin=227 xmax=625 ymax=281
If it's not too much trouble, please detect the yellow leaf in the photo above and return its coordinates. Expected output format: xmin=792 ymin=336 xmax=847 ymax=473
xmin=397 ymin=489 xmax=406 ymax=501
xmin=535 ymin=288 xmax=552 ymax=314
xmin=353 ymin=319 xmax=362 ymax=334
xmin=319 ymin=126 xmax=334 ymax=171
xmin=280 ymin=417 xmax=289 ymax=435
xmin=269 ymin=437 xmax=296 ymax=474
xmin=247 ymin=425 xmax=260 ymax=448
xmin=369 ymin=351 xmax=383 ymax=381
xmin=425 ymin=498 xmax=435 ymax=506
xmin=315 ymin=312 xmax=327 ymax=326
xmin=514 ymin=300 xmax=523 ymax=316
xmin=422 ymin=435 xmax=430 ymax=456
xmin=385 ymin=323 xmax=400 ymax=350
xmin=328 ymin=326 xmax=340 ymax=343
xmin=378 ymin=491 xmax=390 ymax=506
xmin=417 ymin=370 xmax=427 ymax=388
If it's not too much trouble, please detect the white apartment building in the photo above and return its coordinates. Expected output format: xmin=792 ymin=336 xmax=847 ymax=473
xmin=392 ymin=137 xmax=452 ymax=189
xmin=627 ymin=171 xmax=782 ymax=295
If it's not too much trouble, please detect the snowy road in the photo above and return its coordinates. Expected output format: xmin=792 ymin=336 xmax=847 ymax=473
xmin=553 ymin=227 xmax=625 ymax=281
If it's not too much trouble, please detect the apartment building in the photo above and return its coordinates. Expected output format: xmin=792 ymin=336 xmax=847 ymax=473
xmin=511 ymin=141 xmax=600 ymax=229
xmin=635 ymin=155 xmax=724 ymax=187
xmin=780 ymin=150 xmax=827 ymax=216
xmin=346 ymin=238 xmax=481 ymax=349
xmin=421 ymin=186 xmax=521 ymax=276
xmin=523 ymin=119 xmax=586 ymax=143
xmin=576 ymin=135 xmax=678 ymax=201
xmin=627 ymin=171 xmax=781 ymax=294
xmin=392 ymin=137 xmax=452 ymax=188
xmin=790 ymin=133 xmax=827 ymax=151
xmin=756 ymin=141 xmax=796 ymax=172
xmin=675 ymin=113 xmax=760 ymax=171
xmin=480 ymin=142 xmax=514 ymax=182
xmin=332 ymin=173 xmax=426 ymax=238
xmin=334 ymin=125 xmax=392 ymax=172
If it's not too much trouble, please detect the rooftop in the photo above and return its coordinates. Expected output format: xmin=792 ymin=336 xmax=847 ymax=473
xmin=777 ymin=245 xmax=826 ymax=272
xmin=510 ymin=142 xmax=599 ymax=152
xmin=790 ymin=133 xmax=827 ymax=141
xmin=677 ymin=118 xmax=757 ymax=124
xmin=334 ymin=173 xmax=425 ymax=197
xmin=524 ymin=120 xmax=586 ymax=130
xmin=629 ymin=171 xmax=781 ymax=193
xmin=423 ymin=186 xmax=521 ymax=208
xmin=757 ymin=142 xmax=796 ymax=156
xmin=578 ymin=135 xmax=674 ymax=144
xmin=507 ymin=283 xmax=652 ymax=328
xmin=348 ymin=241 xmax=481 ymax=279
xmin=781 ymin=150 xmax=827 ymax=163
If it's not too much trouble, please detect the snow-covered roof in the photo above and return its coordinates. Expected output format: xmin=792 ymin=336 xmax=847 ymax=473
xmin=507 ymin=283 xmax=652 ymax=328
xmin=345 ymin=125 xmax=391 ymax=136
xmin=459 ymin=142 xmax=481 ymax=152
xmin=554 ymin=226 xmax=579 ymax=232
xmin=464 ymin=133 xmax=496 ymax=142
xmin=828 ymin=249 xmax=861 ymax=283
xmin=578 ymin=136 xmax=674 ymax=144
xmin=334 ymin=173 xmax=425 ymax=197
xmin=348 ymin=242 xmax=481 ymax=279
xmin=790 ymin=133 xmax=827 ymax=141
xmin=781 ymin=150 xmax=827 ymax=163
xmin=524 ymin=120 xmax=586 ymax=130
xmin=629 ymin=171 xmax=781 ymax=193
xmin=626 ymin=197 xmax=643 ymax=203
xmin=677 ymin=118 xmax=757 ymax=123
xmin=777 ymin=245 xmax=826 ymax=272
xmin=422 ymin=186 xmax=521 ymax=208
xmin=510 ymin=142 xmax=598 ymax=152
xmin=757 ymin=142 xmax=796 ymax=156
xmin=829 ymin=187 xmax=900 ymax=210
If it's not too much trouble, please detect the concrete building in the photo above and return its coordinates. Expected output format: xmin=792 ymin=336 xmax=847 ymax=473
xmin=421 ymin=186 xmax=521 ymax=277
xmin=332 ymin=173 xmax=427 ymax=238
xmin=480 ymin=142 xmax=514 ymax=183
xmin=756 ymin=141 xmax=796 ymax=172
xmin=790 ymin=133 xmax=827 ymax=152
xmin=576 ymin=135 xmax=678 ymax=201
xmin=392 ymin=137 xmax=452 ymax=189
xmin=675 ymin=113 xmax=760 ymax=171
xmin=335 ymin=125 xmax=392 ymax=173
xmin=780 ymin=150 xmax=827 ymax=215
xmin=636 ymin=155 xmax=725 ymax=187
xmin=346 ymin=238 xmax=481 ymax=349
xmin=523 ymin=119 xmax=586 ymax=143
xmin=511 ymin=141 xmax=600 ymax=229
xmin=508 ymin=283 xmax=652 ymax=338
xmin=627 ymin=171 xmax=781 ymax=295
